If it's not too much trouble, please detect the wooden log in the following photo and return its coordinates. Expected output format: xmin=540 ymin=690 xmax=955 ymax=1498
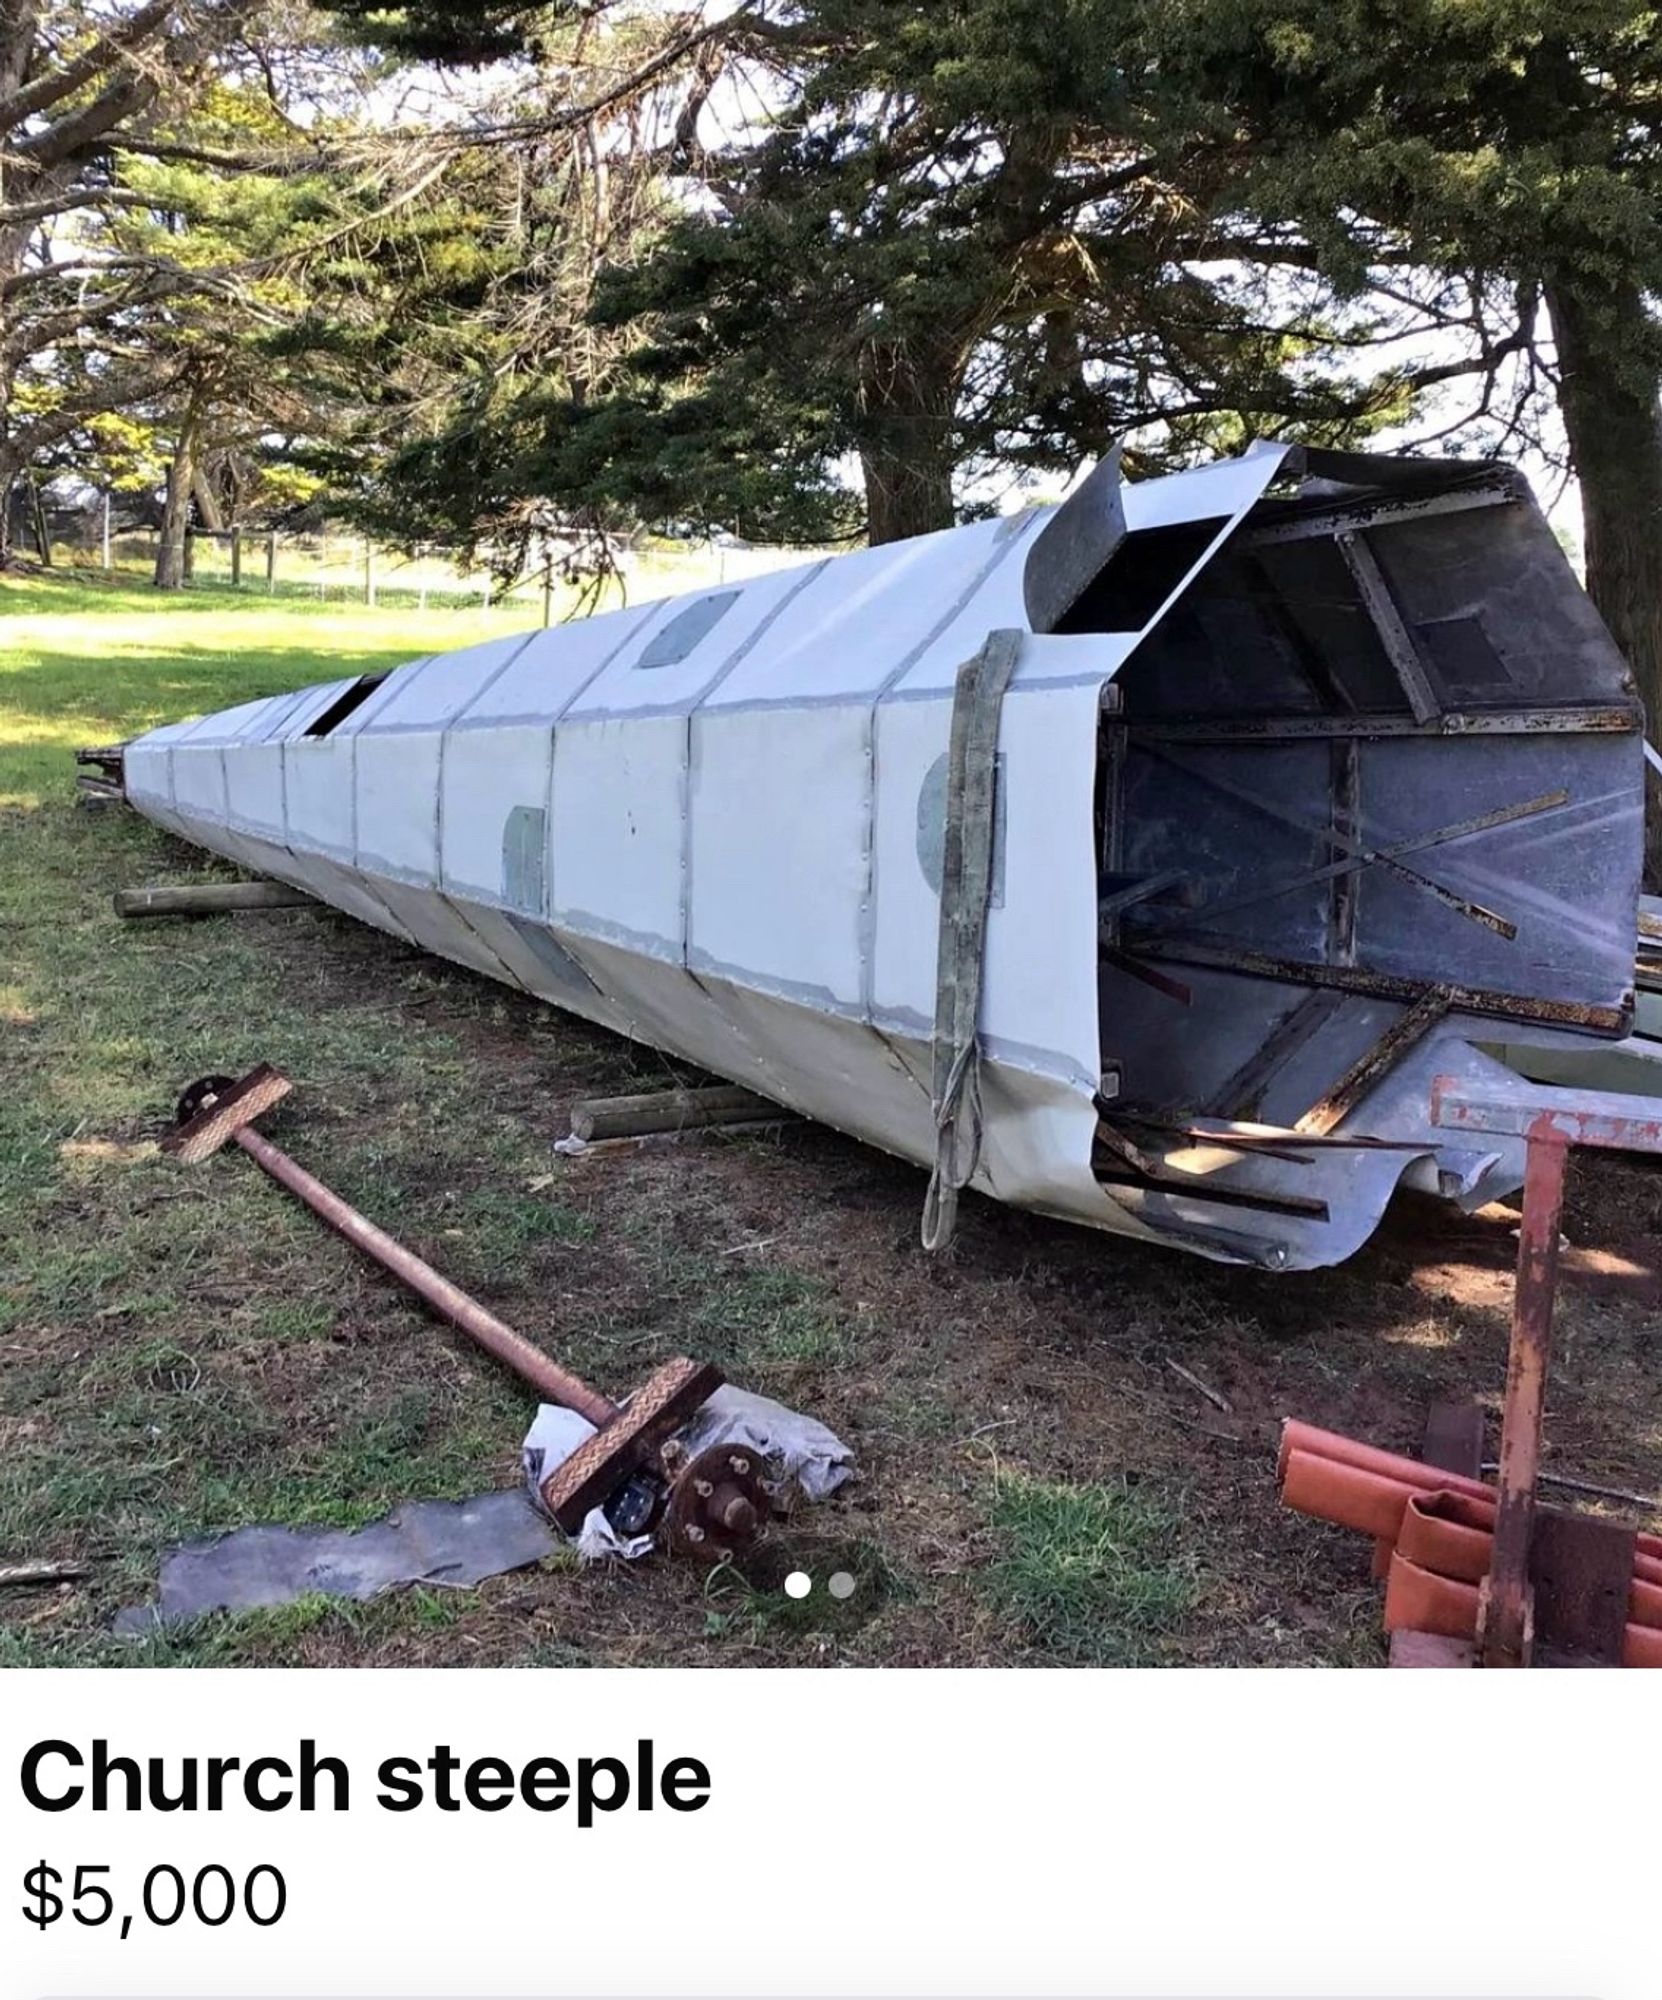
xmin=568 ymin=1083 xmax=787 ymax=1143
xmin=114 ymin=881 xmax=314 ymax=919
xmin=0 ymin=1560 xmax=88 ymax=1587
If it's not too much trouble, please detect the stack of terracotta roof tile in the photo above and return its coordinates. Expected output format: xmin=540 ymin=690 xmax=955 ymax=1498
xmin=1280 ymin=1420 xmax=1662 ymax=1667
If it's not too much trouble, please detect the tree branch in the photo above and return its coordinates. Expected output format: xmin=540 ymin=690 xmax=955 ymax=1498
xmin=15 ymin=70 xmax=159 ymax=169
xmin=0 ymin=0 xmax=175 ymax=132
xmin=0 ymin=183 xmax=148 ymax=227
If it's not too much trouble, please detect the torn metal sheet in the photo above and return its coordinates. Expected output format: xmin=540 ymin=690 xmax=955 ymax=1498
xmin=121 ymin=444 xmax=1649 ymax=1269
xmin=114 ymin=1491 xmax=561 ymax=1630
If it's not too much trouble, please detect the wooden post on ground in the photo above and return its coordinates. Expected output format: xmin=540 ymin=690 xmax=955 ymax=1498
xmin=568 ymin=1084 xmax=787 ymax=1143
xmin=114 ymin=881 xmax=315 ymax=919
xmin=101 ymin=492 xmax=112 ymax=571
xmin=0 ymin=1560 xmax=89 ymax=1587
xmin=542 ymin=554 xmax=554 ymax=628
xmin=266 ymin=530 xmax=277 ymax=591
xmin=230 ymin=527 xmax=242 ymax=587
xmin=364 ymin=540 xmax=376 ymax=608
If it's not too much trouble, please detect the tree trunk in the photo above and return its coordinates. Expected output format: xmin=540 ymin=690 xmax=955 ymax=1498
xmin=191 ymin=464 xmax=226 ymax=531
xmin=858 ymin=341 xmax=959 ymax=545
xmin=1545 ymin=277 xmax=1662 ymax=885
xmin=0 ymin=473 xmax=20 ymax=567
xmin=154 ymin=395 xmax=204 ymax=590
xmin=28 ymin=476 xmax=50 ymax=564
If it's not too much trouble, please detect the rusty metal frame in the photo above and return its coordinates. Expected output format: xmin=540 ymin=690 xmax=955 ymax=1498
xmin=1334 ymin=529 xmax=1441 ymax=723
xmin=1128 ymin=704 xmax=1642 ymax=744
xmin=1432 ymin=1075 xmax=1662 ymax=1666
xmin=1092 ymin=1116 xmax=1331 ymax=1221
xmin=1293 ymin=988 xmax=1451 ymax=1137
xmin=1240 ymin=470 xmax=1519 ymax=547
xmin=1205 ymin=990 xmax=1346 ymax=1122
xmin=1130 ymin=939 xmax=1632 ymax=1036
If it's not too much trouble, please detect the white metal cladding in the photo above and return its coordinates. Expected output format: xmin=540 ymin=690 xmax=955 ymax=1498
xmin=122 ymin=441 xmax=1648 ymax=1272
xmin=125 ymin=459 xmax=1279 ymax=1235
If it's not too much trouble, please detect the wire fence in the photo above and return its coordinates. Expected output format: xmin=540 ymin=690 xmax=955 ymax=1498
xmin=100 ymin=528 xmax=505 ymax=611
xmin=39 ymin=521 xmax=821 ymax=618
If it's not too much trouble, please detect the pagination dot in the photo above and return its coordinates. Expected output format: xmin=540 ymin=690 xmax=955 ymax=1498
xmin=828 ymin=1570 xmax=856 ymax=1600
xmin=784 ymin=1570 xmax=812 ymax=1599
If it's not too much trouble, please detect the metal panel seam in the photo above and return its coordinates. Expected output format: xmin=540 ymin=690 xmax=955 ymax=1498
xmin=682 ymin=560 xmax=833 ymax=966
xmin=683 ymin=962 xmax=794 ymax=1100
xmin=694 ymin=558 xmax=832 ymax=712
xmin=538 ymin=597 xmax=675 ymax=917
xmin=431 ymin=704 xmax=522 ymax=987
xmin=447 ymin=628 xmax=559 ymax=733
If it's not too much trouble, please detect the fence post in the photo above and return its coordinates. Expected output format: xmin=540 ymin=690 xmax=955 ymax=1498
xmin=364 ymin=540 xmax=376 ymax=608
xmin=101 ymin=492 xmax=112 ymax=571
xmin=265 ymin=530 xmax=277 ymax=590
xmin=542 ymin=554 xmax=554 ymax=628
xmin=230 ymin=526 xmax=242 ymax=588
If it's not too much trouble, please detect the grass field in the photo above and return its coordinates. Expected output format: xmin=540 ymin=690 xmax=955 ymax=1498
xmin=4 ymin=568 xmax=1661 ymax=1667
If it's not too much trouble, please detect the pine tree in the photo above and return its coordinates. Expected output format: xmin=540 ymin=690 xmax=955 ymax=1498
xmin=508 ymin=0 xmax=1430 ymax=546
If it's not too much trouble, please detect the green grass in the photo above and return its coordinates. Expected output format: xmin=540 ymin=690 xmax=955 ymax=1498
xmin=688 ymin=1263 xmax=854 ymax=1370
xmin=0 ymin=568 xmax=535 ymax=808
xmin=0 ymin=566 xmax=890 ymax=1663
xmin=0 ymin=1587 xmax=468 ymax=1669
xmin=982 ymin=1467 xmax=1200 ymax=1665
xmin=0 ymin=572 xmax=560 ymax=1627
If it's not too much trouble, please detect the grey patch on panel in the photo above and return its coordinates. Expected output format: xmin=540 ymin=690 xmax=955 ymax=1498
xmin=636 ymin=590 xmax=740 ymax=669
xmin=504 ymin=914 xmax=602 ymax=998
xmin=916 ymin=750 xmax=1006 ymax=906
xmin=501 ymin=803 xmax=548 ymax=913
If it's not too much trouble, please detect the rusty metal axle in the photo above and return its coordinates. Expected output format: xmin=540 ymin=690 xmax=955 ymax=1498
xmin=165 ymin=1066 xmax=737 ymax=1543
